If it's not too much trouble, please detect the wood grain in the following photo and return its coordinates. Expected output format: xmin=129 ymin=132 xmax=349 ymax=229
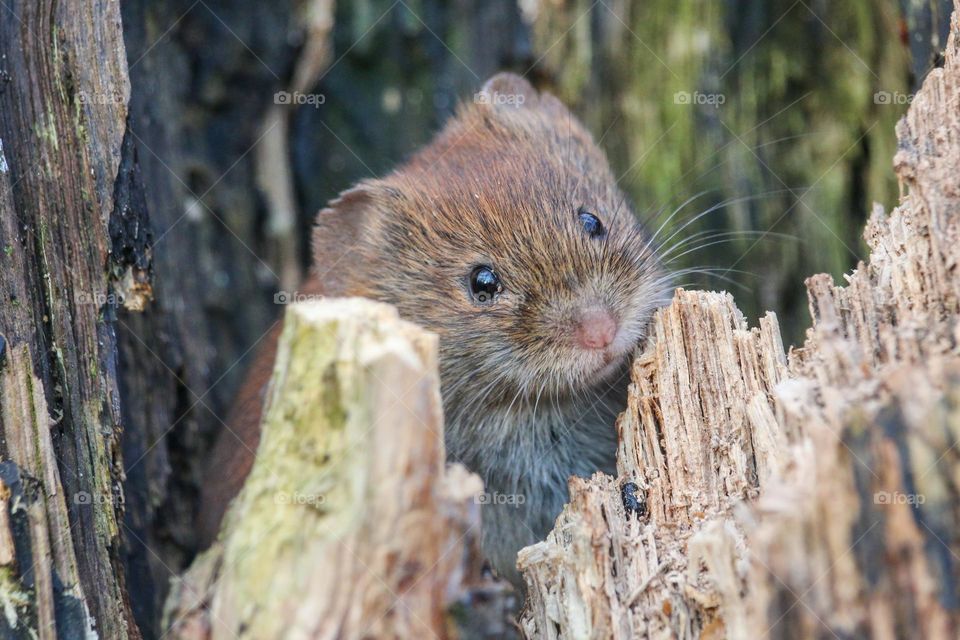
xmin=163 ymin=299 xmax=485 ymax=639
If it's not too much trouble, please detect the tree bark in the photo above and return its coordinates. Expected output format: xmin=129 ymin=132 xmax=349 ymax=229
xmin=0 ymin=1 xmax=141 ymax=637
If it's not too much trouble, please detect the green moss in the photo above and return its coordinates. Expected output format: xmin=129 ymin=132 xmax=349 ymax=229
xmin=215 ymin=302 xmax=440 ymax=636
xmin=0 ymin=566 xmax=34 ymax=635
xmin=34 ymin=111 xmax=60 ymax=153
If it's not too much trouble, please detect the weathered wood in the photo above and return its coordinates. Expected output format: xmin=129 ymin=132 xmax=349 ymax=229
xmin=517 ymin=290 xmax=792 ymax=638
xmin=162 ymin=299 xmax=485 ymax=639
xmin=0 ymin=0 xmax=140 ymax=637
xmin=517 ymin=3 xmax=960 ymax=638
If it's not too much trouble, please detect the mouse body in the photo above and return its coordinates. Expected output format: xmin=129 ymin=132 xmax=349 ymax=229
xmin=199 ymin=73 xmax=670 ymax=589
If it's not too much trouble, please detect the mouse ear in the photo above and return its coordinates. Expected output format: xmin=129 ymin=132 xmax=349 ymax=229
xmin=477 ymin=72 xmax=539 ymax=110
xmin=311 ymin=184 xmax=382 ymax=296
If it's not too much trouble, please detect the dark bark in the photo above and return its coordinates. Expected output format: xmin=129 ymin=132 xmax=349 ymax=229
xmin=0 ymin=1 xmax=139 ymax=637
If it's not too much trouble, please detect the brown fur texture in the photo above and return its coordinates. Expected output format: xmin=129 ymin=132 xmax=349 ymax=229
xmin=199 ymin=73 xmax=671 ymax=589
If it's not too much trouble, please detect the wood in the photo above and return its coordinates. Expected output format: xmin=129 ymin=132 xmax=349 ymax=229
xmin=517 ymin=290 xmax=790 ymax=638
xmin=517 ymin=3 xmax=960 ymax=638
xmin=0 ymin=0 xmax=140 ymax=637
xmin=162 ymin=299 xmax=485 ymax=639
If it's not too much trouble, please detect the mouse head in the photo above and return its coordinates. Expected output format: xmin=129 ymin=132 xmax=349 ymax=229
xmin=312 ymin=73 xmax=671 ymax=407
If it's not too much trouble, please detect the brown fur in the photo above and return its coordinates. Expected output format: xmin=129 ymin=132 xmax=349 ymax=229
xmin=199 ymin=73 xmax=671 ymax=589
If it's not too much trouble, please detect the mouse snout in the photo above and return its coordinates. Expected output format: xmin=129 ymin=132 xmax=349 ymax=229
xmin=574 ymin=306 xmax=618 ymax=350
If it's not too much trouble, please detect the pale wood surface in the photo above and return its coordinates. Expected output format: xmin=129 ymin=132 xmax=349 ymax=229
xmin=163 ymin=299 xmax=486 ymax=639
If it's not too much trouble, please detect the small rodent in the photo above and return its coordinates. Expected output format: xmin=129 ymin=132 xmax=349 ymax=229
xmin=199 ymin=72 xmax=671 ymax=589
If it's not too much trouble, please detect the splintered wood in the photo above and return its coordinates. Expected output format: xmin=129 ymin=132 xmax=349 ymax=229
xmin=518 ymin=291 xmax=793 ymax=639
xmin=518 ymin=4 xmax=960 ymax=638
xmin=162 ymin=300 xmax=484 ymax=639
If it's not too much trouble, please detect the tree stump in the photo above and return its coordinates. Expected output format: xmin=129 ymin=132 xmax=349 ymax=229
xmin=162 ymin=300 xmax=486 ymax=639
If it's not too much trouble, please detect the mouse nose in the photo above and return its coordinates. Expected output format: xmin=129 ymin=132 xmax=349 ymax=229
xmin=574 ymin=307 xmax=617 ymax=350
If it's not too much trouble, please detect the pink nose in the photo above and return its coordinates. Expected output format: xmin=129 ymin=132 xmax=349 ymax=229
xmin=575 ymin=307 xmax=617 ymax=350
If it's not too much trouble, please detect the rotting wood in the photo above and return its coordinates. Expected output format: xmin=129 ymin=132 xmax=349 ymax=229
xmin=518 ymin=290 xmax=793 ymax=639
xmin=162 ymin=299 xmax=485 ymax=639
xmin=0 ymin=0 xmax=140 ymax=637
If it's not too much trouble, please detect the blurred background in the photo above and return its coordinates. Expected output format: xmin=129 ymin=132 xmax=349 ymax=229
xmin=113 ymin=0 xmax=951 ymax=635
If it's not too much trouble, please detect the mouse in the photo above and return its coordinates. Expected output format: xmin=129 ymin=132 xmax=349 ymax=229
xmin=198 ymin=72 xmax=671 ymax=590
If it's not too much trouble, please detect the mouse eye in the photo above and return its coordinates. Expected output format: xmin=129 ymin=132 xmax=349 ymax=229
xmin=577 ymin=209 xmax=605 ymax=238
xmin=469 ymin=265 xmax=502 ymax=304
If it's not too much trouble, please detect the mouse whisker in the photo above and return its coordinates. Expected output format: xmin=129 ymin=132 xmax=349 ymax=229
xmin=643 ymin=189 xmax=716 ymax=249
xmin=669 ymin=266 xmax=761 ymax=279
xmin=651 ymin=189 xmax=796 ymax=259
xmin=660 ymin=231 xmax=800 ymax=264
xmin=659 ymin=267 xmax=755 ymax=292
xmin=659 ymin=228 xmax=799 ymax=258
xmin=641 ymin=93 xmax=816 ymax=215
